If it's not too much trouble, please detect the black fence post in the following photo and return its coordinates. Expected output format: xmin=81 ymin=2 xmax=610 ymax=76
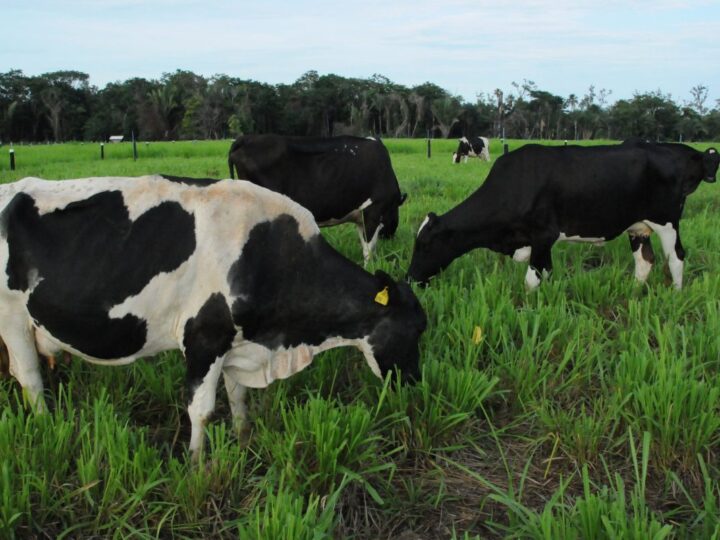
xmin=427 ymin=130 xmax=431 ymax=159
xmin=132 ymin=130 xmax=138 ymax=161
xmin=503 ymin=143 xmax=509 ymax=155
xmin=100 ymin=142 xmax=104 ymax=160
xmin=9 ymin=148 xmax=15 ymax=171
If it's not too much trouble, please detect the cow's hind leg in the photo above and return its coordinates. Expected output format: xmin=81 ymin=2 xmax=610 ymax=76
xmin=525 ymin=236 xmax=555 ymax=291
xmin=1 ymin=323 xmax=46 ymax=411
xmin=648 ymin=221 xmax=685 ymax=289
xmin=222 ymin=368 xmax=248 ymax=436
xmin=628 ymin=233 xmax=655 ymax=284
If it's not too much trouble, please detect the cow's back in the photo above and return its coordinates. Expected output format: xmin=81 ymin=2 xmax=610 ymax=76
xmin=228 ymin=135 xmax=400 ymax=223
xmin=478 ymin=144 xmax=672 ymax=238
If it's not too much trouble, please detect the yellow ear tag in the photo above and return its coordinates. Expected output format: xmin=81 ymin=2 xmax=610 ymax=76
xmin=374 ymin=286 xmax=389 ymax=306
xmin=472 ymin=325 xmax=484 ymax=345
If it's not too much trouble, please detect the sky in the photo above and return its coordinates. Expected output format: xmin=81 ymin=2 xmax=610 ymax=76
xmin=2 ymin=0 xmax=719 ymax=106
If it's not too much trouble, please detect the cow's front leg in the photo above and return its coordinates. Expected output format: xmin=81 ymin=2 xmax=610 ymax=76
xmin=525 ymin=237 xmax=554 ymax=291
xmin=2 ymin=324 xmax=46 ymax=412
xmin=183 ymin=294 xmax=236 ymax=460
xmin=222 ymin=368 xmax=248 ymax=436
xmin=648 ymin=221 xmax=685 ymax=289
xmin=628 ymin=233 xmax=655 ymax=284
xmin=357 ymin=210 xmax=383 ymax=265
xmin=186 ymin=356 xmax=225 ymax=460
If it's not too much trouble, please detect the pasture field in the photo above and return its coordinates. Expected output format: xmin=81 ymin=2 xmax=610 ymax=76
xmin=1 ymin=138 xmax=719 ymax=539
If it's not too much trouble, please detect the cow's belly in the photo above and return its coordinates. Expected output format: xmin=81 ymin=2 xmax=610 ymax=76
xmin=222 ymin=335 xmax=370 ymax=389
xmin=558 ymin=232 xmax=607 ymax=245
xmin=511 ymin=221 xmax=656 ymax=261
xmin=316 ymin=198 xmax=372 ymax=227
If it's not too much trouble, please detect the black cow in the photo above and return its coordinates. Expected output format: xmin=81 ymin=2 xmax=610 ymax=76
xmin=409 ymin=142 xmax=719 ymax=289
xmin=228 ymin=135 xmax=407 ymax=262
xmin=453 ymin=136 xmax=490 ymax=163
xmin=0 ymin=175 xmax=426 ymax=458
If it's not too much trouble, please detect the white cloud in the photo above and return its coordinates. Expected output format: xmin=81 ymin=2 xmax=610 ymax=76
xmin=1 ymin=0 xmax=718 ymax=104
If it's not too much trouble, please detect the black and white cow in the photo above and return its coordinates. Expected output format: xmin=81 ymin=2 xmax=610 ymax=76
xmin=228 ymin=135 xmax=407 ymax=262
xmin=0 ymin=175 xmax=426 ymax=458
xmin=453 ymin=136 xmax=491 ymax=163
xmin=409 ymin=142 xmax=719 ymax=290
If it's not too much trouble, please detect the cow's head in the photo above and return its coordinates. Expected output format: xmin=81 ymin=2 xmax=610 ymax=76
xmin=453 ymin=137 xmax=470 ymax=164
xmin=704 ymin=148 xmax=719 ymax=182
xmin=367 ymin=270 xmax=426 ymax=383
xmin=379 ymin=192 xmax=408 ymax=239
xmin=407 ymin=212 xmax=456 ymax=285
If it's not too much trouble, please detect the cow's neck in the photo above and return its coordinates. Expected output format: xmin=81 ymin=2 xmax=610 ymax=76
xmin=442 ymin=186 xmax=514 ymax=254
xmin=233 ymin=234 xmax=382 ymax=350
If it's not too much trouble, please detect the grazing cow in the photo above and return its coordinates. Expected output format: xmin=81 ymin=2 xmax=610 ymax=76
xmin=409 ymin=142 xmax=719 ymax=290
xmin=453 ymin=136 xmax=491 ymax=163
xmin=0 ymin=175 xmax=426 ymax=458
xmin=228 ymin=135 xmax=407 ymax=262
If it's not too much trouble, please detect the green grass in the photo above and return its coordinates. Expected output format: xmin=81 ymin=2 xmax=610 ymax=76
xmin=1 ymin=138 xmax=720 ymax=538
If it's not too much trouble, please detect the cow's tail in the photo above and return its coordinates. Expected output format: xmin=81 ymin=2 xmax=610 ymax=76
xmin=228 ymin=137 xmax=246 ymax=179
xmin=228 ymin=156 xmax=235 ymax=179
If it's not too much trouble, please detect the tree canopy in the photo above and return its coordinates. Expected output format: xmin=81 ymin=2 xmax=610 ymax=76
xmin=1 ymin=70 xmax=717 ymax=142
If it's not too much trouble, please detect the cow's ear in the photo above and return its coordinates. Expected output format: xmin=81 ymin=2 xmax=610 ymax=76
xmin=399 ymin=193 xmax=408 ymax=206
xmin=427 ymin=212 xmax=441 ymax=228
xmin=373 ymin=270 xmax=397 ymax=306
xmin=704 ymin=148 xmax=719 ymax=180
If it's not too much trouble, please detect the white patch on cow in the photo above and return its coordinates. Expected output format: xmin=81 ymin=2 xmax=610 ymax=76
xmin=512 ymin=246 xmax=532 ymax=262
xmin=11 ymin=176 xmax=319 ymax=242
xmin=459 ymin=137 xmax=469 ymax=144
xmin=632 ymin=243 xmax=653 ymax=283
xmin=646 ymin=221 xmax=683 ymax=289
xmin=626 ymin=222 xmax=653 ymax=237
xmin=479 ymin=137 xmax=491 ymax=161
xmin=709 ymin=148 xmax=717 ymax=154
xmin=359 ymin=223 xmax=383 ymax=263
xmin=558 ymin=232 xmax=606 ymax=245
xmin=452 ymin=153 xmax=457 ymax=163
xmin=366 ymin=136 xmax=376 ymax=141
xmin=417 ymin=215 xmax=430 ymax=238
xmin=188 ymin=355 xmax=225 ymax=457
xmin=525 ymin=266 xmax=542 ymax=291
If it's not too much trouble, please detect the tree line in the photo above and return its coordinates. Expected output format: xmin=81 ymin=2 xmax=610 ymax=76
xmin=1 ymin=69 xmax=719 ymax=143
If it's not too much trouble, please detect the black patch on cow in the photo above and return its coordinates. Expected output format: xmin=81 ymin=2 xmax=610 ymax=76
xmin=228 ymin=214 xmax=376 ymax=349
xmin=629 ymin=234 xmax=655 ymax=264
xmin=183 ymin=293 xmax=235 ymax=389
xmin=227 ymin=213 xmax=426 ymax=380
xmin=159 ymin=174 xmax=222 ymax=187
xmin=2 ymin=191 xmax=196 ymax=358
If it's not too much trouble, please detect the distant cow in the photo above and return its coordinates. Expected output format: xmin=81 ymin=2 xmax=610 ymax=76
xmin=228 ymin=135 xmax=407 ymax=262
xmin=453 ymin=136 xmax=490 ymax=163
xmin=0 ymin=175 xmax=426 ymax=458
xmin=409 ymin=142 xmax=719 ymax=290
